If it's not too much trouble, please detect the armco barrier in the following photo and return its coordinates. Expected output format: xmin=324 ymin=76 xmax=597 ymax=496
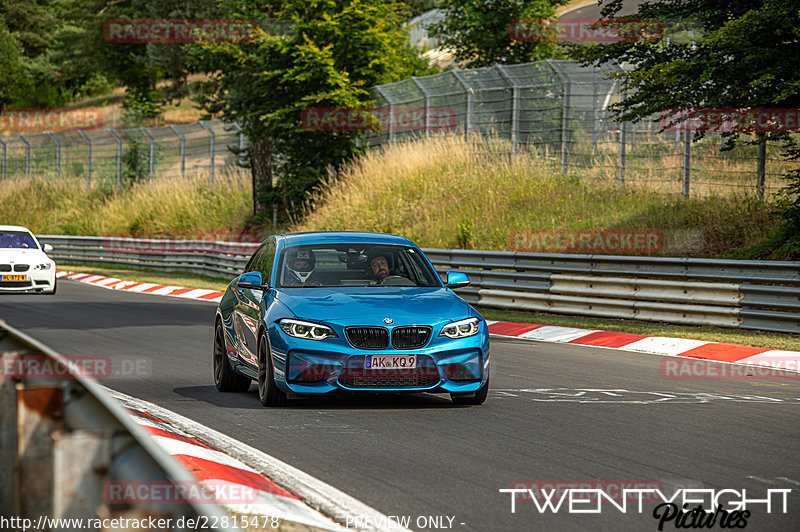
xmin=37 ymin=236 xmax=800 ymax=334
xmin=0 ymin=319 xmax=231 ymax=531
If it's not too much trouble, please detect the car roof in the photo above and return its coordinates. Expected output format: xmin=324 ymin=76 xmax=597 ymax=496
xmin=276 ymin=231 xmax=415 ymax=247
xmin=0 ymin=225 xmax=34 ymax=233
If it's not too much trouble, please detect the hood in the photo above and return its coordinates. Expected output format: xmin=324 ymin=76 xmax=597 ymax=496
xmin=275 ymin=286 xmax=470 ymax=320
xmin=0 ymin=248 xmax=48 ymax=264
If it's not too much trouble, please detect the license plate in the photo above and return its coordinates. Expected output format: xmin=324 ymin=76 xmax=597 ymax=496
xmin=1 ymin=275 xmax=26 ymax=282
xmin=365 ymin=355 xmax=417 ymax=370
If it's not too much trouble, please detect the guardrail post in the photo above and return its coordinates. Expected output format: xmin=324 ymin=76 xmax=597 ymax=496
xmin=77 ymin=130 xmax=92 ymax=191
xmin=46 ymin=132 xmax=61 ymax=180
xmin=170 ymin=124 xmax=186 ymax=178
xmin=756 ymin=138 xmax=766 ymax=200
xmin=199 ymin=120 xmax=215 ymax=185
xmin=139 ymin=127 xmax=155 ymax=180
xmin=0 ymin=138 xmax=6 ymax=181
xmin=108 ymin=129 xmax=123 ymax=190
xmin=0 ymin=353 xmax=18 ymax=516
xmin=18 ymin=134 xmax=31 ymax=178
xmin=16 ymin=384 xmax=63 ymax=520
xmin=682 ymin=127 xmax=691 ymax=197
xmin=52 ymin=431 xmax=111 ymax=522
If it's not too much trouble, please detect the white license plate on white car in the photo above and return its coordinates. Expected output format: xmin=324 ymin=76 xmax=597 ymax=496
xmin=365 ymin=355 xmax=417 ymax=370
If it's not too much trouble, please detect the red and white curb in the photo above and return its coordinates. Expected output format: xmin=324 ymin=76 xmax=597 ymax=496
xmin=107 ymin=388 xmax=408 ymax=531
xmin=486 ymin=321 xmax=800 ymax=375
xmin=56 ymin=270 xmax=224 ymax=303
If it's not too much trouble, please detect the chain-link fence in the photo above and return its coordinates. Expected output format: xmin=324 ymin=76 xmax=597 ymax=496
xmin=367 ymin=59 xmax=798 ymax=198
xmin=0 ymin=119 xmax=243 ymax=188
xmin=2 ymin=59 xmax=796 ymax=197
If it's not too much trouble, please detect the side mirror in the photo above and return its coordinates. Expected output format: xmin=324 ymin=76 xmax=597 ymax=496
xmin=43 ymin=244 xmax=53 ymax=252
xmin=237 ymin=271 xmax=266 ymax=290
xmin=445 ymin=271 xmax=470 ymax=289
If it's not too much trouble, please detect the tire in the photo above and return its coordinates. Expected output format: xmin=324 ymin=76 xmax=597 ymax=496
xmin=451 ymin=377 xmax=489 ymax=406
xmin=213 ymin=321 xmax=251 ymax=392
xmin=258 ymin=333 xmax=287 ymax=407
xmin=47 ymin=279 xmax=57 ymax=295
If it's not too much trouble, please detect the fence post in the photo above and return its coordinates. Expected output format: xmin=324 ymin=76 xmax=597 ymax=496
xmin=496 ymin=65 xmax=519 ymax=158
xmin=108 ymin=129 xmax=123 ymax=190
xmin=139 ymin=127 xmax=155 ymax=180
xmin=374 ymin=85 xmax=395 ymax=143
xmin=592 ymin=68 xmax=599 ymax=154
xmin=45 ymin=132 xmax=61 ymax=180
xmin=170 ymin=125 xmax=186 ymax=178
xmin=756 ymin=138 xmax=766 ymax=200
xmin=452 ymin=70 xmax=474 ymax=140
xmin=0 ymin=139 xmax=6 ymax=181
xmin=18 ymin=134 xmax=31 ymax=178
xmin=682 ymin=128 xmax=691 ymax=197
xmin=618 ymin=120 xmax=626 ymax=187
xmin=77 ymin=130 xmax=91 ymax=191
xmin=199 ymin=120 xmax=215 ymax=185
xmin=411 ymin=77 xmax=432 ymax=136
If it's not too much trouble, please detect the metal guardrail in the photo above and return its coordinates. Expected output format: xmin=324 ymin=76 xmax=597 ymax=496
xmin=0 ymin=320 xmax=231 ymax=531
xmin=38 ymin=236 xmax=800 ymax=334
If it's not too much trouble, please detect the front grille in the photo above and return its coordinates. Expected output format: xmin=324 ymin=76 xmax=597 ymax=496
xmin=345 ymin=327 xmax=389 ymax=349
xmin=0 ymin=281 xmax=31 ymax=288
xmin=339 ymin=355 xmax=440 ymax=389
xmin=392 ymin=326 xmax=432 ymax=349
xmin=13 ymin=264 xmax=29 ymax=272
xmin=0 ymin=265 xmax=10 ymax=272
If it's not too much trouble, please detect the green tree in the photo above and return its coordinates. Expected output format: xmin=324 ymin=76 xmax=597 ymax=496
xmin=429 ymin=0 xmax=569 ymax=68
xmin=193 ymin=0 xmax=435 ymax=220
xmin=570 ymin=0 xmax=800 ymax=258
xmin=0 ymin=18 xmax=30 ymax=108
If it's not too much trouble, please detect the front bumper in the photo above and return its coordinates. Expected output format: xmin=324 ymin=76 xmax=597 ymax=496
xmin=269 ymin=320 xmax=490 ymax=394
xmin=0 ymin=270 xmax=55 ymax=293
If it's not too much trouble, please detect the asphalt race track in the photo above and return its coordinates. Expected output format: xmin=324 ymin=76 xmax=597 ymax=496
xmin=2 ymin=280 xmax=799 ymax=531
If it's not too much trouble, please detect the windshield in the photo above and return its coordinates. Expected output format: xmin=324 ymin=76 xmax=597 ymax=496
xmin=0 ymin=231 xmax=38 ymax=249
xmin=277 ymin=244 xmax=441 ymax=288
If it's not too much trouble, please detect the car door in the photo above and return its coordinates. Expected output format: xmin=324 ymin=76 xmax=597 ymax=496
xmin=233 ymin=239 xmax=275 ymax=369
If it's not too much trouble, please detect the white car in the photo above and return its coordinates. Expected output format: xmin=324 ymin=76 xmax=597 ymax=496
xmin=0 ymin=225 xmax=56 ymax=295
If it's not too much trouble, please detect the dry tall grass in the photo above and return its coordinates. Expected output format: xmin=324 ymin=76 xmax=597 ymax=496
xmin=0 ymin=169 xmax=252 ymax=237
xmin=294 ymin=134 xmax=779 ymax=256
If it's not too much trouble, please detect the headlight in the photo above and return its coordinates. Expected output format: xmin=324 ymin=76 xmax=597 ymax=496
xmin=440 ymin=317 xmax=480 ymax=339
xmin=279 ymin=319 xmax=337 ymax=341
xmin=34 ymin=263 xmax=52 ymax=270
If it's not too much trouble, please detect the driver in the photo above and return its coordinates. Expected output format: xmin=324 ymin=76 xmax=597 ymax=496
xmin=284 ymin=248 xmax=321 ymax=286
xmin=369 ymin=254 xmax=391 ymax=283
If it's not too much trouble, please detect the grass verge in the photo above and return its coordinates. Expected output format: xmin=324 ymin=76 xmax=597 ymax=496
xmin=60 ymin=263 xmax=798 ymax=351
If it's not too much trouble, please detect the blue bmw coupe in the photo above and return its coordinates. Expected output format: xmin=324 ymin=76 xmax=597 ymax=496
xmin=213 ymin=231 xmax=490 ymax=406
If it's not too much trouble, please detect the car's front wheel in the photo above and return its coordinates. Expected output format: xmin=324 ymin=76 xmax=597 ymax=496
xmin=258 ymin=333 xmax=287 ymax=407
xmin=451 ymin=377 xmax=489 ymax=406
xmin=213 ymin=321 xmax=251 ymax=392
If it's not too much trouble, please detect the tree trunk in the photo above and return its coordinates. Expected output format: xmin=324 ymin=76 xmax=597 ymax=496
xmin=250 ymin=137 xmax=272 ymax=216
